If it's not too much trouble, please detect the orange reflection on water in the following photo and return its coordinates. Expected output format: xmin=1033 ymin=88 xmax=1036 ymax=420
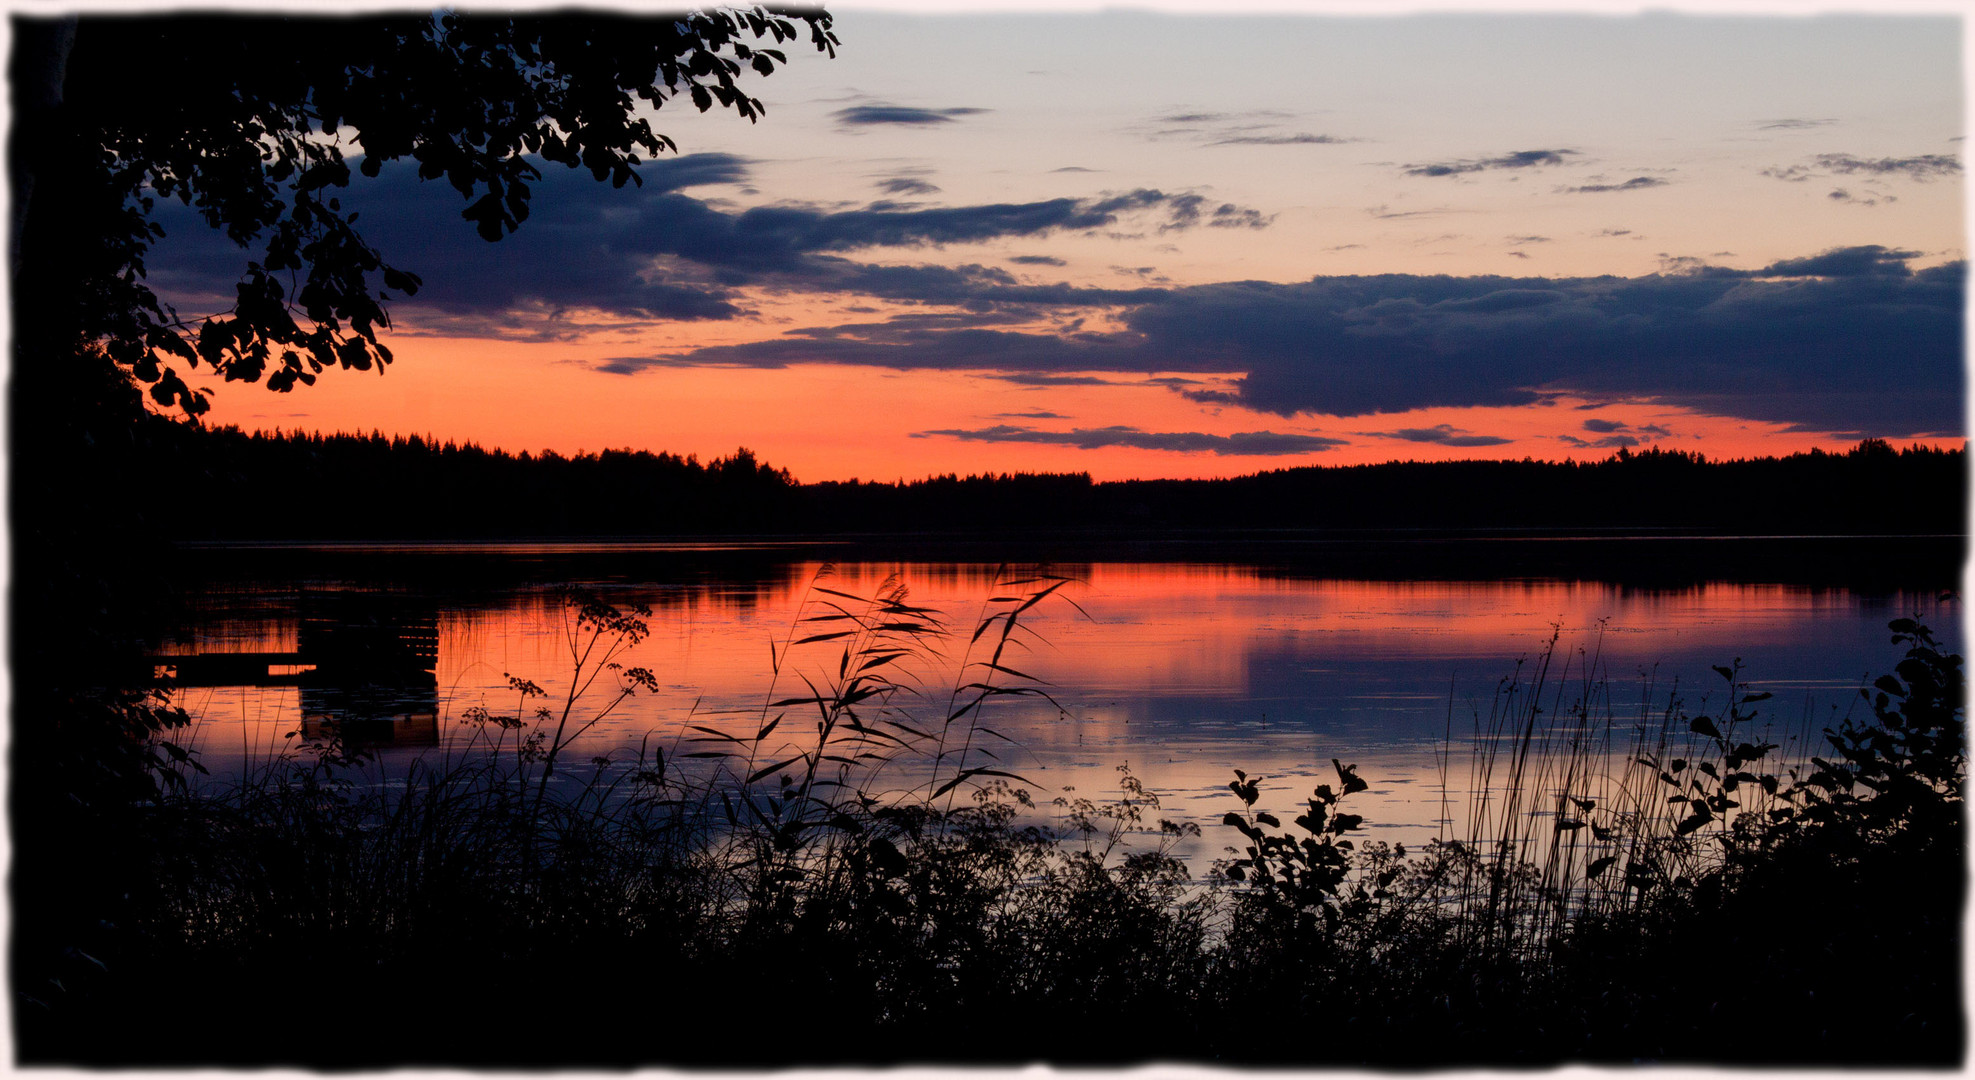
xmin=168 ymin=560 xmax=1952 ymax=854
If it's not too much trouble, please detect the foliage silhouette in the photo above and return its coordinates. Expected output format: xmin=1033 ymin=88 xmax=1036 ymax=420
xmin=5 ymin=7 xmax=834 ymax=1049
xmin=12 ymin=9 xmax=837 ymax=412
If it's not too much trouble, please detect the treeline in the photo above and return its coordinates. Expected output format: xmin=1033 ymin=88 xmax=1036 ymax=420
xmin=1099 ymin=440 xmax=1966 ymax=534
xmin=140 ymin=423 xmax=797 ymax=538
xmin=140 ymin=421 xmax=1964 ymax=539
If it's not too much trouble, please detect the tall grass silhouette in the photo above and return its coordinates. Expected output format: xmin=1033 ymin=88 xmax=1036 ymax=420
xmin=24 ymin=570 xmax=1959 ymax=1068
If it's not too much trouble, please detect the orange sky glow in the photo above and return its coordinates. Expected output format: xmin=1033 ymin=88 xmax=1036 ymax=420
xmin=192 ymin=334 xmax=1956 ymax=482
xmin=162 ymin=8 xmax=1963 ymax=483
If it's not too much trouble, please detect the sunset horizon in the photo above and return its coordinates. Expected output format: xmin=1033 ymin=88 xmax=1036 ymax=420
xmin=141 ymin=5 xmax=1963 ymax=482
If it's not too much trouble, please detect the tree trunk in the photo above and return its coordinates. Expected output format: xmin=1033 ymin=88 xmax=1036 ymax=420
xmin=8 ymin=14 xmax=77 ymax=280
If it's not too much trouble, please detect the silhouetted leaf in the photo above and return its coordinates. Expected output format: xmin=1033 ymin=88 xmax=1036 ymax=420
xmin=793 ymin=630 xmax=854 ymax=646
xmin=980 ymin=661 xmax=1046 ymax=683
xmin=748 ymin=755 xmax=803 ymax=784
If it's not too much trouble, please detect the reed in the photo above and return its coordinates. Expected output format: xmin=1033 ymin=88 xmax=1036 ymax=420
xmin=25 ymin=574 xmax=1959 ymax=1068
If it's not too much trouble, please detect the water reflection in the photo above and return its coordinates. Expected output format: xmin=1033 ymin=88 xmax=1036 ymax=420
xmin=167 ymin=559 xmax=1956 ymax=855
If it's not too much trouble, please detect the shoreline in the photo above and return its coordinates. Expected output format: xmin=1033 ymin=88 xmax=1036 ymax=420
xmin=164 ymin=530 xmax=1967 ymax=590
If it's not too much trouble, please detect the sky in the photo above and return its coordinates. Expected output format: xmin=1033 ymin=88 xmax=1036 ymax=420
xmin=153 ymin=2 xmax=1967 ymax=482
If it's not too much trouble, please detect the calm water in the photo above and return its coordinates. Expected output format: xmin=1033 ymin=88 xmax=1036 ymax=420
xmin=161 ymin=549 xmax=1957 ymax=856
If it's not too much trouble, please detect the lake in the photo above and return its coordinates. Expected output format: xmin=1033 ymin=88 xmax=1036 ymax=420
xmin=157 ymin=539 xmax=1959 ymax=861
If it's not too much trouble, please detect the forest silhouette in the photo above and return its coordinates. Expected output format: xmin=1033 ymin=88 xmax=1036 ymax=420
xmin=145 ymin=421 xmax=1964 ymax=542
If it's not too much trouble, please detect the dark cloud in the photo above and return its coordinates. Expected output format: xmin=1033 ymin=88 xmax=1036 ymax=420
xmin=1509 ymin=235 xmax=1552 ymax=244
xmin=1144 ymin=110 xmax=1346 ymax=149
xmin=989 ymin=373 xmax=1124 ymax=387
xmin=1125 ymin=254 xmax=1961 ymax=436
xmin=1815 ymin=153 xmax=1960 ymax=179
xmin=1564 ymin=177 xmax=1668 ymax=194
xmin=723 ymin=188 xmax=1208 ymax=254
xmin=914 ymin=424 xmax=1348 ymax=456
xmin=1556 ymin=433 xmax=1641 ymax=449
xmin=877 ymin=177 xmax=941 ymax=196
xmin=811 ymin=261 xmax=1168 ymax=310
xmin=1212 ymin=206 xmax=1272 ymax=229
xmin=1828 ymin=188 xmax=1895 ymax=207
xmin=1757 ymin=118 xmax=1836 ymax=130
xmin=833 ymin=104 xmax=987 ymax=126
xmin=1655 ymin=255 xmax=1717 ymax=275
xmin=144 ymin=159 xmax=1961 ymax=440
xmin=1163 ymin=194 xmax=1273 ymax=229
xmin=149 ymin=159 xmax=1229 ymax=332
xmin=1207 ymin=133 xmax=1352 ymax=146
xmin=1405 ymin=149 xmax=1574 ymax=177
xmin=1757 ymin=245 xmax=1918 ymax=277
xmin=1581 ymin=418 xmax=1629 ymax=433
xmin=1636 ymin=424 xmax=1672 ymax=437
xmin=636 ymin=245 xmax=1961 ymax=437
xmin=1369 ymin=205 xmax=1458 ymax=219
xmin=149 ymin=152 xmax=800 ymax=329
xmin=652 ymin=320 xmax=1147 ymax=373
xmin=631 ymin=152 xmax=752 ymax=191
xmin=1010 ymin=254 xmax=1067 ymax=266
xmin=1598 ymin=228 xmax=1634 ymax=237
xmin=1363 ymin=424 xmax=1513 ymax=447
xmin=993 ymin=410 xmax=1068 ymax=419
xmin=597 ymin=357 xmax=665 ymax=375
xmin=1177 ymin=387 xmax=1239 ymax=406
xmin=1764 ymin=153 xmax=1961 ymax=183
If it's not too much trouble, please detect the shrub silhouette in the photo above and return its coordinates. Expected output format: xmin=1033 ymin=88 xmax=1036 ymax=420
xmin=13 ymin=593 xmax=1962 ymax=1067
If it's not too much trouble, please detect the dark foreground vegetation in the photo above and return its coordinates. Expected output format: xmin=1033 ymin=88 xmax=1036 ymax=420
xmin=140 ymin=420 xmax=1964 ymax=539
xmin=13 ymin=576 xmax=1963 ymax=1068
